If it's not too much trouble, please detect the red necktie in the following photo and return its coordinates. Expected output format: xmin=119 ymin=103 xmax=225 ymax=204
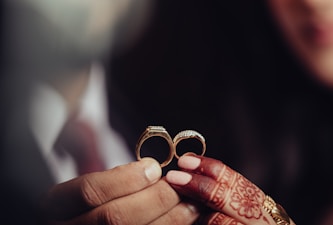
xmin=55 ymin=118 xmax=105 ymax=175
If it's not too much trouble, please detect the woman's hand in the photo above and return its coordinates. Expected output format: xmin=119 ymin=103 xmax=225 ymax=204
xmin=41 ymin=158 xmax=199 ymax=225
xmin=166 ymin=155 xmax=296 ymax=225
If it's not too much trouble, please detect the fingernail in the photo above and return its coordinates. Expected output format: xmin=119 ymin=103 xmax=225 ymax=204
xmin=166 ymin=170 xmax=192 ymax=185
xmin=178 ymin=156 xmax=201 ymax=170
xmin=186 ymin=203 xmax=199 ymax=214
xmin=142 ymin=158 xmax=162 ymax=182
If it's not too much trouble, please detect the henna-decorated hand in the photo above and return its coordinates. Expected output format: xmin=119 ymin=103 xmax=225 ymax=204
xmin=166 ymin=155 xmax=296 ymax=225
xmin=41 ymin=158 xmax=199 ymax=225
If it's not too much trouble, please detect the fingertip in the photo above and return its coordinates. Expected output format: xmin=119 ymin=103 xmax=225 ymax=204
xmin=140 ymin=157 xmax=160 ymax=164
xmin=140 ymin=157 xmax=162 ymax=182
xmin=178 ymin=155 xmax=201 ymax=170
xmin=166 ymin=170 xmax=192 ymax=186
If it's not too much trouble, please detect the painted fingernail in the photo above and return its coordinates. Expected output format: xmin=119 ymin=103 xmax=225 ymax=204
xmin=142 ymin=158 xmax=162 ymax=182
xmin=178 ymin=155 xmax=201 ymax=170
xmin=166 ymin=170 xmax=192 ymax=185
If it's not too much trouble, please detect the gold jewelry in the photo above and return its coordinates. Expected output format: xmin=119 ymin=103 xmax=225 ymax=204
xmin=135 ymin=126 xmax=175 ymax=167
xmin=262 ymin=195 xmax=291 ymax=225
xmin=173 ymin=130 xmax=206 ymax=159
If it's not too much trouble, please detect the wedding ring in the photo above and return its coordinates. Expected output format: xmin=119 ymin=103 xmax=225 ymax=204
xmin=262 ymin=195 xmax=291 ymax=225
xmin=135 ymin=126 xmax=175 ymax=167
xmin=173 ymin=130 xmax=206 ymax=159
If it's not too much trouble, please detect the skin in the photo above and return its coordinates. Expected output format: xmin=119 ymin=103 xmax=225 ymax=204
xmin=37 ymin=1 xmax=200 ymax=224
xmin=163 ymin=1 xmax=333 ymax=222
xmin=268 ymin=0 xmax=333 ymax=87
xmin=41 ymin=157 xmax=199 ymax=225
xmin=42 ymin=1 xmax=333 ymax=224
xmin=43 ymin=155 xmax=297 ymax=225
xmin=166 ymin=155 xmax=296 ymax=225
xmin=266 ymin=2 xmax=333 ymax=223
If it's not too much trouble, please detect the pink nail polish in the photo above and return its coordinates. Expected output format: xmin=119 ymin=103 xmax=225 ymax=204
xmin=178 ymin=156 xmax=201 ymax=170
xmin=166 ymin=170 xmax=192 ymax=185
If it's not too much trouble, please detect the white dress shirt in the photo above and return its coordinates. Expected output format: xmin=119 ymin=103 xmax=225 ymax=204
xmin=29 ymin=62 xmax=133 ymax=184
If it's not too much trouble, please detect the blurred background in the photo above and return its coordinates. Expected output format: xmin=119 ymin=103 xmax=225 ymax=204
xmin=1 ymin=1 xmax=333 ymax=225
xmin=107 ymin=2 xmax=333 ymax=225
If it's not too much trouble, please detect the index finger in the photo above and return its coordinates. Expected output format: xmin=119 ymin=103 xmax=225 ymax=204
xmin=42 ymin=157 xmax=161 ymax=220
xmin=166 ymin=155 xmax=276 ymax=225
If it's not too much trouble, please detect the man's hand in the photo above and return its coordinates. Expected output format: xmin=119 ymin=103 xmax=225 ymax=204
xmin=41 ymin=158 xmax=199 ymax=225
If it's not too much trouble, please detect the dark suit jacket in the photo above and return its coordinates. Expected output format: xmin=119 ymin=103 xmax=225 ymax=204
xmin=0 ymin=80 xmax=55 ymax=225
xmin=2 ymin=1 xmax=333 ymax=225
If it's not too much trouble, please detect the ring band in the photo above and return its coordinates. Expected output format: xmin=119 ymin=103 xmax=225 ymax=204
xmin=262 ymin=195 xmax=291 ymax=225
xmin=173 ymin=130 xmax=206 ymax=159
xmin=135 ymin=126 xmax=175 ymax=167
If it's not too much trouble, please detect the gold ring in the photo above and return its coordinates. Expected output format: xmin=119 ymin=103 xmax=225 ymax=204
xmin=262 ymin=195 xmax=291 ymax=225
xmin=173 ymin=130 xmax=206 ymax=159
xmin=135 ymin=126 xmax=175 ymax=167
